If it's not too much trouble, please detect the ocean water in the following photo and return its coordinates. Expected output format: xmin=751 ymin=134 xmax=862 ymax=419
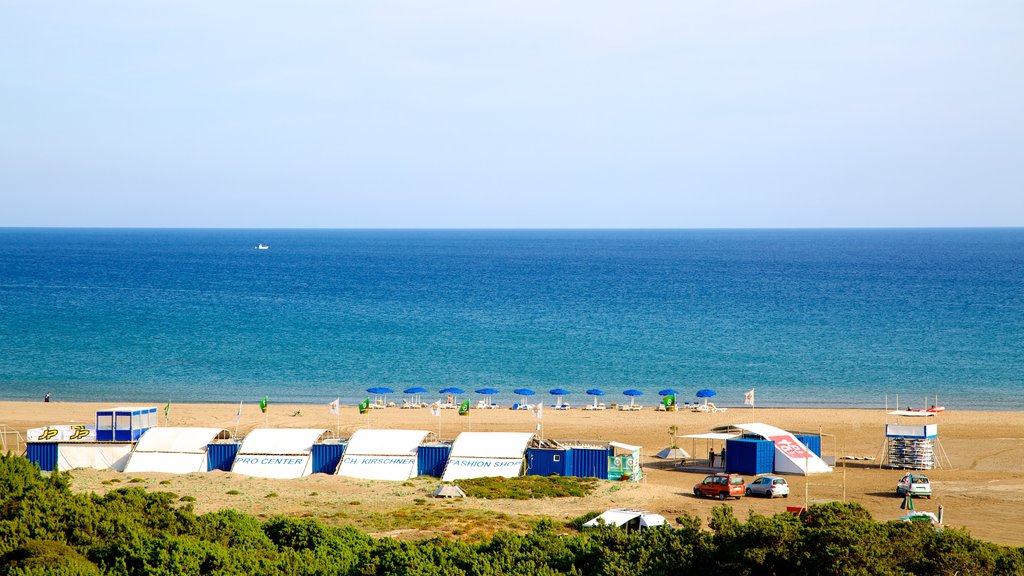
xmin=0 ymin=228 xmax=1021 ymax=410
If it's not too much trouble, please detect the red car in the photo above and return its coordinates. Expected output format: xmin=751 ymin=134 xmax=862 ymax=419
xmin=694 ymin=473 xmax=746 ymax=500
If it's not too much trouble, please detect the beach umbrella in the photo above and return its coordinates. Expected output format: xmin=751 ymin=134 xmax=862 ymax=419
xmin=623 ymin=389 xmax=643 ymax=406
xmin=475 ymin=388 xmax=500 ymax=406
xmin=586 ymin=388 xmax=605 ymax=408
xmin=549 ymin=388 xmax=571 ymax=407
xmin=696 ymin=389 xmax=717 ymax=405
xmin=439 ymin=387 xmax=465 ymax=405
xmin=513 ymin=388 xmax=535 ymax=406
xmin=366 ymin=387 xmax=395 ymax=406
xmin=658 ymin=389 xmax=678 ymax=396
xmin=404 ymin=386 xmax=428 ymax=405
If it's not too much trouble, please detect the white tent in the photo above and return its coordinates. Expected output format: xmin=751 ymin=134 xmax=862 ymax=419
xmin=231 ymin=428 xmax=329 ymax=479
xmin=57 ymin=443 xmax=133 ymax=472
xmin=123 ymin=427 xmax=231 ymax=474
xmin=336 ymin=429 xmax=431 ymax=481
xmin=731 ymin=422 xmax=832 ymax=474
xmin=583 ymin=509 xmax=667 ymax=529
xmin=441 ymin=432 xmax=534 ymax=481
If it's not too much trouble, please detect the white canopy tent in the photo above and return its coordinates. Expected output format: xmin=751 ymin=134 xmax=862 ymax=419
xmin=231 ymin=428 xmax=329 ymax=479
xmin=583 ymin=509 xmax=667 ymax=529
xmin=123 ymin=427 xmax=231 ymax=474
xmin=57 ymin=443 xmax=133 ymax=472
xmin=336 ymin=429 xmax=431 ymax=481
xmin=441 ymin=432 xmax=534 ymax=481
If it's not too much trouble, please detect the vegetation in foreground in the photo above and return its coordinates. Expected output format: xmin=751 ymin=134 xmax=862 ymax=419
xmin=1 ymin=455 xmax=1022 ymax=575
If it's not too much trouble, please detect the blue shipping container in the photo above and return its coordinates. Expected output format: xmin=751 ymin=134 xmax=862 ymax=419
xmin=207 ymin=443 xmax=241 ymax=472
xmin=570 ymin=447 xmax=610 ymax=479
xmin=526 ymin=448 xmax=569 ymax=477
xmin=417 ymin=445 xmax=451 ymax=477
xmin=311 ymin=443 xmax=346 ymax=474
xmin=26 ymin=443 xmax=58 ymax=472
xmin=725 ymin=438 xmax=775 ymax=476
xmin=794 ymin=435 xmax=822 ymax=457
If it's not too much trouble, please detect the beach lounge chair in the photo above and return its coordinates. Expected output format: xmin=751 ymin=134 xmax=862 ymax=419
xmin=476 ymin=400 xmax=487 ymax=409
xmin=555 ymin=403 xmax=571 ymax=410
xmin=707 ymin=402 xmax=727 ymax=413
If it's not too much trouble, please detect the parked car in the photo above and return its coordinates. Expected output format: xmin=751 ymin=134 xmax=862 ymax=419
xmin=745 ymin=475 xmax=790 ymax=498
xmin=896 ymin=474 xmax=932 ymax=498
xmin=694 ymin=473 xmax=745 ymax=500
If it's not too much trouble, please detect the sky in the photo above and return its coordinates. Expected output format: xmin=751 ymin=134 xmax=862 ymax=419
xmin=1 ymin=1 xmax=1022 ymax=228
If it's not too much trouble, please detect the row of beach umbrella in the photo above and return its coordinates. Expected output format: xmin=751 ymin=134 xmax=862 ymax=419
xmin=364 ymin=386 xmax=719 ymax=407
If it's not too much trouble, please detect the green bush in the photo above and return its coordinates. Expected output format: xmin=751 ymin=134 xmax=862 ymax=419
xmin=454 ymin=475 xmax=599 ymax=499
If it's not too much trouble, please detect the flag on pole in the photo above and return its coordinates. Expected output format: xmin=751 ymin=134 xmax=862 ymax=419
xmin=534 ymin=402 xmax=543 ymax=419
xmin=744 ymin=389 xmax=755 ymax=406
xmin=430 ymin=403 xmax=440 ymax=417
xmin=358 ymin=398 xmax=370 ymax=414
xmin=164 ymin=400 xmax=171 ymax=418
xmin=259 ymin=396 xmax=269 ymax=414
xmin=328 ymin=398 xmax=340 ymax=415
xmin=663 ymin=395 xmax=675 ymax=408
xmin=234 ymin=401 xmax=242 ymax=424
xmin=458 ymin=400 xmax=470 ymax=416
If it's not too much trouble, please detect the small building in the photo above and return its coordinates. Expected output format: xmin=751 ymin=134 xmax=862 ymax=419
xmin=95 ymin=407 xmax=157 ymax=442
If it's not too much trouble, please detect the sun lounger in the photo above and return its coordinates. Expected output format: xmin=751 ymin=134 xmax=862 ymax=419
xmin=554 ymin=404 xmax=571 ymax=410
xmin=510 ymin=403 xmax=533 ymax=410
xmin=582 ymin=403 xmax=606 ymax=411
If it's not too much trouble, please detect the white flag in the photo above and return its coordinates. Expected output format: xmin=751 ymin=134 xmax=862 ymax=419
xmin=430 ymin=402 xmax=440 ymax=417
xmin=534 ymin=402 xmax=543 ymax=419
xmin=328 ymin=398 xmax=340 ymax=415
xmin=744 ymin=389 xmax=755 ymax=406
xmin=234 ymin=400 xmax=243 ymax=424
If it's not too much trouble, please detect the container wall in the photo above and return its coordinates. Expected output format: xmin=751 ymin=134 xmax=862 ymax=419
xmin=725 ymin=438 xmax=775 ymax=476
xmin=417 ymin=445 xmax=452 ymax=477
xmin=206 ymin=443 xmax=241 ymax=472
xmin=568 ymin=447 xmax=609 ymax=479
xmin=311 ymin=443 xmax=346 ymax=474
xmin=26 ymin=443 xmax=58 ymax=472
xmin=526 ymin=448 xmax=567 ymax=476
xmin=794 ymin=435 xmax=822 ymax=457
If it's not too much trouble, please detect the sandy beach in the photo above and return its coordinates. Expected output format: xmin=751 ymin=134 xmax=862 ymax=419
xmin=3 ymin=401 xmax=1022 ymax=547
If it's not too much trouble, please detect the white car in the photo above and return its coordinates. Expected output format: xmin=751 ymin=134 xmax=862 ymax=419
xmin=745 ymin=475 xmax=790 ymax=498
xmin=896 ymin=474 xmax=932 ymax=498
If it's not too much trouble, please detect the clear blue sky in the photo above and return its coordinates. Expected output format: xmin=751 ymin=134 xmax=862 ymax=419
xmin=1 ymin=2 xmax=1021 ymax=228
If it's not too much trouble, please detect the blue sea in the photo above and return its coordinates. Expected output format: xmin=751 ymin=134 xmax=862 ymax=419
xmin=1 ymin=228 xmax=1021 ymax=410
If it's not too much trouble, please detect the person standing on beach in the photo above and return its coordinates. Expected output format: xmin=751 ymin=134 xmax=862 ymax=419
xmin=44 ymin=391 xmax=51 ymax=403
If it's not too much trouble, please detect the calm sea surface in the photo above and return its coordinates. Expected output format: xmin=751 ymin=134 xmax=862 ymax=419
xmin=1 ymin=228 xmax=1021 ymax=410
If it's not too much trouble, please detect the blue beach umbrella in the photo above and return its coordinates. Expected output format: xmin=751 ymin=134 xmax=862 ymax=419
xmin=367 ymin=387 xmax=395 ymax=406
xmin=696 ymin=389 xmax=717 ymax=406
xmin=513 ymin=388 xmax=535 ymax=406
xmin=475 ymin=388 xmax=500 ymax=406
xmin=586 ymin=388 xmax=605 ymax=408
xmin=549 ymin=388 xmax=571 ymax=407
xmin=439 ymin=387 xmax=465 ymax=405
xmin=623 ymin=389 xmax=643 ymax=406
xmin=659 ymin=389 xmax=678 ymax=397
xmin=404 ymin=386 xmax=428 ymax=405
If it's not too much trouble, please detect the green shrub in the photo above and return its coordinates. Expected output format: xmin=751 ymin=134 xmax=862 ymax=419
xmin=454 ymin=476 xmax=599 ymax=499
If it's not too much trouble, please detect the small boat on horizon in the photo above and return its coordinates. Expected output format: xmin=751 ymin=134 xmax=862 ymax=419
xmin=256 ymin=244 xmax=269 ymax=250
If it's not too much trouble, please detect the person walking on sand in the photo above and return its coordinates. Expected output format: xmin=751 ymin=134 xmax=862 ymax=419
xmin=44 ymin=391 xmax=51 ymax=403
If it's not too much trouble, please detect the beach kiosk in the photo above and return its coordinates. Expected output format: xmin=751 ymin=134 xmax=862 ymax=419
xmin=608 ymin=441 xmax=643 ymax=481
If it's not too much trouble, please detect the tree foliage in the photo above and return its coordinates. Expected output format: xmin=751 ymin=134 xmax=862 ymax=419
xmin=1 ymin=455 xmax=1021 ymax=575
